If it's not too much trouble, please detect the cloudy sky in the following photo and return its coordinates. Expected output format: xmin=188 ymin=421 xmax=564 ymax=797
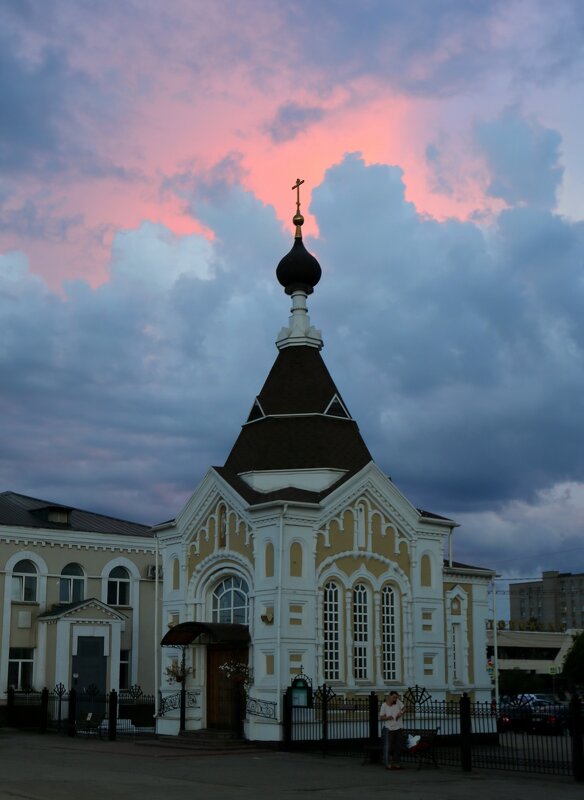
xmin=2 ymin=0 xmax=584 ymax=599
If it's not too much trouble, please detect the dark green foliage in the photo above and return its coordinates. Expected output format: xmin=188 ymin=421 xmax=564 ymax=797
xmin=562 ymin=631 xmax=584 ymax=689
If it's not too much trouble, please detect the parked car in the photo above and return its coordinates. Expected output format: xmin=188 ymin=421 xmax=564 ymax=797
xmin=527 ymin=700 xmax=568 ymax=735
xmin=496 ymin=695 xmax=570 ymax=735
xmin=497 ymin=697 xmax=534 ymax=733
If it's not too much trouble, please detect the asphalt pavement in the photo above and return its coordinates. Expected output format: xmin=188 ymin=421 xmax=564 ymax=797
xmin=0 ymin=729 xmax=582 ymax=800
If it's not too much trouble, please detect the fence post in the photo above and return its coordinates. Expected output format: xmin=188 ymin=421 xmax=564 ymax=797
xmin=321 ymin=684 xmax=328 ymax=756
xmin=108 ymin=689 xmax=118 ymax=741
xmin=6 ymin=686 xmax=15 ymax=727
xmin=68 ymin=688 xmax=77 ymax=737
xmin=570 ymin=695 xmax=583 ymax=782
xmin=369 ymin=691 xmax=379 ymax=743
xmin=40 ymin=687 xmax=49 ymax=733
xmin=283 ymin=689 xmax=292 ymax=748
xmin=459 ymin=693 xmax=472 ymax=772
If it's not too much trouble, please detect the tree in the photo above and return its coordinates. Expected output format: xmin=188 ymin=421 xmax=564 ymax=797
xmin=562 ymin=631 xmax=584 ymax=690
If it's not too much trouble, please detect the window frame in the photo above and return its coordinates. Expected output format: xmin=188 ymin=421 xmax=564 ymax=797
xmin=11 ymin=560 xmax=38 ymax=603
xmin=107 ymin=566 xmax=131 ymax=606
xmin=211 ymin=575 xmax=249 ymax=624
xmin=7 ymin=647 xmax=34 ymax=691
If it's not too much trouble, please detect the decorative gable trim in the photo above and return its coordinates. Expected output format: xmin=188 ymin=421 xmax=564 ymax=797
xmin=324 ymin=394 xmax=350 ymax=419
xmin=246 ymin=397 xmax=266 ymax=423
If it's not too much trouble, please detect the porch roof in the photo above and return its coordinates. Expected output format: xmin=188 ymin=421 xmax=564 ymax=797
xmin=160 ymin=621 xmax=250 ymax=647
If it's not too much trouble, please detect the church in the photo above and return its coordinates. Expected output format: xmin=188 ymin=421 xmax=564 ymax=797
xmin=155 ymin=182 xmax=494 ymax=740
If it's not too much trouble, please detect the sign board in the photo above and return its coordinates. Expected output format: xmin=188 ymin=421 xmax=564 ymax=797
xmin=290 ymin=676 xmax=312 ymax=707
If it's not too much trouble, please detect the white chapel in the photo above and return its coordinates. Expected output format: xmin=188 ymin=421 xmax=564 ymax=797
xmin=155 ymin=183 xmax=494 ymax=740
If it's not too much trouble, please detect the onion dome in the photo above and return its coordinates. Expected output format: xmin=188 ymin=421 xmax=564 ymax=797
xmin=276 ymin=178 xmax=322 ymax=295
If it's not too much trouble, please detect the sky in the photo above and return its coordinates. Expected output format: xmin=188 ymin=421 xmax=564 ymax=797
xmin=2 ymin=0 xmax=584 ymax=607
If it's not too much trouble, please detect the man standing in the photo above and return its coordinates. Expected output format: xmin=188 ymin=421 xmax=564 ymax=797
xmin=379 ymin=691 xmax=406 ymax=770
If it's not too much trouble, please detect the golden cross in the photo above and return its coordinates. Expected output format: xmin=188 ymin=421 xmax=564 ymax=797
xmin=291 ymin=178 xmax=304 ymax=214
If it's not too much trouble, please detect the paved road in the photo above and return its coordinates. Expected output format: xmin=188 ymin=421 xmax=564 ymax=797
xmin=0 ymin=730 xmax=582 ymax=800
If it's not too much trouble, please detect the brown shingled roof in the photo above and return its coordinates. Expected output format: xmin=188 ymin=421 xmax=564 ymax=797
xmin=224 ymin=346 xmax=372 ymax=481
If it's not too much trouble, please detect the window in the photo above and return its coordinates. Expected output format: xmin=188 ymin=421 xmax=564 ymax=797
xmin=8 ymin=648 xmax=34 ymax=690
xmin=107 ymin=566 xmax=130 ymax=606
xmin=420 ymin=555 xmax=432 ymax=587
xmin=172 ymin=559 xmax=180 ymax=591
xmin=290 ymin=542 xmax=302 ymax=577
xmin=212 ymin=576 xmax=249 ymax=624
xmin=59 ymin=563 xmax=84 ymax=603
xmin=119 ymin=650 xmax=130 ymax=690
xmin=353 ymin=583 xmax=369 ymax=680
xmin=323 ymin=582 xmax=340 ymax=681
xmin=264 ymin=542 xmax=274 ymax=578
xmin=381 ymin=586 xmax=397 ymax=680
xmin=11 ymin=560 xmax=38 ymax=602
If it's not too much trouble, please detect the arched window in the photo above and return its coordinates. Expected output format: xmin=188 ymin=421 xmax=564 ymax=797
xmin=60 ymin=563 xmax=84 ymax=603
xmin=265 ymin=542 xmax=274 ymax=578
xmin=381 ymin=585 xmax=397 ymax=680
xmin=290 ymin=542 xmax=302 ymax=577
xmin=212 ymin=576 xmax=249 ymax=624
xmin=323 ymin=582 xmax=340 ymax=681
xmin=420 ymin=554 xmax=432 ymax=587
xmin=352 ymin=583 xmax=369 ymax=679
xmin=172 ymin=558 xmax=180 ymax=591
xmin=107 ymin=566 xmax=130 ymax=606
xmin=11 ymin=559 xmax=38 ymax=602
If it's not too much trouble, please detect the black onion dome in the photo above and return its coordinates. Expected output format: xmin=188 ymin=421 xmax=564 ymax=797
xmin=276 ymin=238 xmax=322 ymax=296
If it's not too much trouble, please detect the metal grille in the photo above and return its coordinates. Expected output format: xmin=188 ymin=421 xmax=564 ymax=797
xmin=381 ymin=586 xmax=396 ymax=680
xmin=352 ymin=584 xmax=368 ymax=679
xmin=323 ymin=582 xmax=340 ymax=681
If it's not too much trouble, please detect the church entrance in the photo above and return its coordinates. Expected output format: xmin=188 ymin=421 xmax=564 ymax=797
xmin=206 ymin=645 xmax=248 ymax=730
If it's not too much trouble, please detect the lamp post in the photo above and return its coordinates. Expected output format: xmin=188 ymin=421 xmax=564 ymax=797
xmin=492 ymin=576 xmax=500 ymax=708
xmin=180 ymin=646 xmax=186 ymax=733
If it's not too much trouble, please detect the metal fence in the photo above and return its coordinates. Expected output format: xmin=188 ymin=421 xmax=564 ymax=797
xmin=282 ymin=685 xmax=584 ymax=781
xmin=5 ymin=685 xmax=156 ymax=737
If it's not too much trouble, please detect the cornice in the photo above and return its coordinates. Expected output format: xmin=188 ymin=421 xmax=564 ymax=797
xmin=0 ymin=527 xmax=155 ymax=554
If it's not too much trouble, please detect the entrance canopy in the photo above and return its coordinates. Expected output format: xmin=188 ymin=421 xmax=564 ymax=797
xmin=160 ymin=622 xmax=250 ymax=647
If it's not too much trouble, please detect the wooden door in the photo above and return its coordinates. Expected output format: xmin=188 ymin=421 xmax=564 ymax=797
xmin=206 ymin=646 xmax=247 ymax=730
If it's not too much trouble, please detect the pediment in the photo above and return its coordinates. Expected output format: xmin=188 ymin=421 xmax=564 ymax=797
xmin=38 ymin=598 xmax=127 ymax=622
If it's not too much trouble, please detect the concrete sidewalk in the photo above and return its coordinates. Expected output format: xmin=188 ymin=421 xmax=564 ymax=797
xmin=0 ymin=730 xmax=581 ymax=800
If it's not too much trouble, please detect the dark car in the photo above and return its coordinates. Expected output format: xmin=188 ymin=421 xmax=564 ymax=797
xmin=527 ymin=700 xmax=568 ymax=735
xmin=497 ymin=698 xmax=534 ymax=733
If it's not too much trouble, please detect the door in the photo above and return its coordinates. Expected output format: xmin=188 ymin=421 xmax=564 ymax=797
xmin=72 ymin=636 xmax=107 ymax=719
xmin=206 ymin=646 xmax=248 ymax=730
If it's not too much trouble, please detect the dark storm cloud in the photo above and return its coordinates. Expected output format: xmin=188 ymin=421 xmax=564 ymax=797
xmin=308 ymin=151 xmax=584 ymax=523
xmin=266 ymin=103 xmax=325 ymax=143
xmin=2 ymin=111 xmax=584 ymax=579
xmin=0 ymin=6 xmax=129 ymax=179
xmin=474 ymin=107 xmax=564 ymax=208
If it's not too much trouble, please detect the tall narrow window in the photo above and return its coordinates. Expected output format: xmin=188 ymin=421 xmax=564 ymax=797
xmin=172 ymin=558 xmax=180 ymax=590
xmin=381 ymin=585 xmax=397 ymax=680
xmin=119 ymin=650 xmax=130 ymax=690
xmin=218 ymin=505 xmax=227 ymax=548
xmin=212 ymin=576 xmax=249 ymax=624
xmin=107 ymin=566 xmax=130 ymax=606
xmin=323 ymin=582 xmax=340 ymax=681
xmin=353 ymin=583 xmax=369 ymax=679
xmin=452 ymin=623 xmax=461 ymax=681
xmin=265 ymin=542 xmax=274 ymax=578
xmin=59 ymin=563 xmax=84 ymax=603
xmin=420 ymin=554 xmax=432 ymax=587
xmin=290 ymin=542 xmax=302 ymax=577
xmin=11 ymin=560 xmax=38 ymax=602
xmin=7 ymin=648 xmax=34 ymax=690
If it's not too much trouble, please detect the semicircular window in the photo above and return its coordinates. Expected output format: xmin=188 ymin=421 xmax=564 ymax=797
xmin=212 ymin=576 xmax=249 ymax=624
